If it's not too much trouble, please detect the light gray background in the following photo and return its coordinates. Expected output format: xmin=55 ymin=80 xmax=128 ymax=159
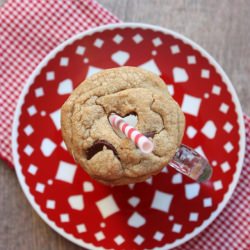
xmin=0 ymin=1 xmax=249 ymax=249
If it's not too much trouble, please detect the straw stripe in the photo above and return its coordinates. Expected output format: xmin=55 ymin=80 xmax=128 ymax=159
xmin=131 ymin=130 xmax=140 ymax=141
xmin=128 ymin=127 xmax=136 ymax=138
xmin=121 ymin=123 xmax=128 ymax=133
xmin=135 ymin=133 xmax=144 ymax=144
xmin=124 ymin=125 xmax=131 ymax=135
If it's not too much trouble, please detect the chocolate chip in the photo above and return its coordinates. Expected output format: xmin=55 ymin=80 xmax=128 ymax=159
xmin=86 ymin=140 xmax=119 ymax=160
xmin=143 ymin=131 xmax=156 ymax=138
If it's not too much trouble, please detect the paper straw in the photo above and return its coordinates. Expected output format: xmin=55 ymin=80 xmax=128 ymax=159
xmin=109 ymin=114 xmax=154 ymax=154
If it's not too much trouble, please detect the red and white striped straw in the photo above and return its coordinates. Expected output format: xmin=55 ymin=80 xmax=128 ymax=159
xmin=109 ymin=114 xmax=154 ymax=154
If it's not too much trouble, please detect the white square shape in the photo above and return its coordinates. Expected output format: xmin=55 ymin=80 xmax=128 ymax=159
xmin=195 ymin=146 xmax=207 ymax=159
xmin=40 ymin=138 xmax=56 ymax=157
xmin=161 ymin=166 xmax=168 ymax=173
xmin=133 ymin=34 xmax=143 ymax=44
xmin=224 ymin=142 xmax=234 ymax=153
xmin=151 ymin=50 xmax=157 ymax=56
xmin=173 ymin=67 xmax=189 ymax=82
xmin=151 ymin=190 xmax=173 ymax=213
xmin=96 ymin=195 xmax=119 ymax=218
xmin=83 ymin=181 xmax=94 ymax=192
xmin=145 ymin=176 xmax=153 ymax=185
xmin=203 ymin=197 xmax=212 ymax=207
xmin=172 ymin=173 xmax=183 ymax=184
xmin=24 ymin=125 xmax=34 ymax=136
xmin=60 ymin=57 xmax=69 ymax=66
xmin=60 ymin=213 xmax=69 ymax=222
xmin=153 ymin=231 xmax=164 ymax=241
xmin=189 ymin=212 xmax=199 ymax=222
xmin=139 ymin=59 xmax=161 ymax=75
xmin=50 ymin=109 xmax=61 ymax=130
xmin=35 ymin=183 xmax=45 ymax=193
xmin=40 ymin=111 xmax=46 ymax=116
xmin=181 ymin=94 xmax=202 ymax=116
xmin=114 ymin=235 xmax=125 ymax=245
xmin=100 ymin=223 xmax=106 ymax=228
xmin=76 ymin=224 xmax=86 ymax=233
xmin=83 ymin=58 xmax=89 ymax=64
xmin=27 ymin=105 xmax=37 ymax=116
xmin=24 ymin=145 xmax=34 ymax=156
xmin=204 ymin=93 xmax=210 ymax=99
xmin=35 ymin=87 xmax=44 ymax=97
xmin=113 ymin=34 xmax=123 ymax=44
xmin=187 ymin=55 xmax=196 ymax=64
xmin=86 ymin=66 xmax=102 ymax=77
xmin=152 ymin=37 xmax=162 ymax=47
xmin=212 ymin=161 xmax=217 ymax=166
xmin=167 ymin=85 xmax=174 ymax=96
xmin=75 ymin=46 xmax=85 ymax=55
xmin=46 ymin=71 xmax=55 ymax=81
xmin=201 ymin=69 xmax=210 ymax=79
xmin=219 ymin=103 xmax=229 ymax=113
xmin=28 ymin=164 xmax=38 ymax=175
xmin=46 ymin=200 xmax=55 ymax=209
xmin=111 ymin=50 xmax=130 ymax=66
xmin=170 ymin=45 xmax=180 ymax=54
xmin=221 ymin=161 xmax=230 ymax=173
xmin=168 ymin=215 xmax=174 ymax=221
xmin=223 ymin=122 xmax=233 ymax=133
xmin=201 ymin=120 xmax=217 ymax=139
xmin=94 ymin=38 xmax=104 ymax=48
xmin=95 ymin=231 xmax=105 ymax=241
xmin=68 ymin=195 xmax=84 ymax=211
xmin=172 ymin=223 xmax=182 ymax=233
xmin=213 ymin=180 xmax=223 ymax=191
xmin=128 ymin=197 xmax=140 ymax=207
xmin=128 ymin=212 xmax=146 ymax=228
xmin=186 ymin=126 xmax=197 ymax=139
xmin=185 ymin=183 xmax=200 ymax=199
xmin=212 ymin=85 xmax=221 ymax=95
xmin=134 ymin=235 xmax=144 ymax=245
xmin=60 ymin=141 xmax=67 ymax=150
xmin=55 ymin=161 xmax=77 ymax=183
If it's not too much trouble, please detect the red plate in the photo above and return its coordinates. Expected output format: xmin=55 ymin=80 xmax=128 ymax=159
xmin=12 ymin=23 xmax=245 ymax=250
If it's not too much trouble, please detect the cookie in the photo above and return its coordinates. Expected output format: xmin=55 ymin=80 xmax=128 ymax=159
xmin=61 ymin=67 xmax=185 ymax=185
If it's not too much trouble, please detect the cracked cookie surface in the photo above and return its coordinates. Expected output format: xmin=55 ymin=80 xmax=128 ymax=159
xmin=61 ymin=67 xmax=185 ymax=185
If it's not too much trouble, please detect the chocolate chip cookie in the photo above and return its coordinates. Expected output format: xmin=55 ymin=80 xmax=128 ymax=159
xmin=61 ymin=67 xmax=185 ymax=185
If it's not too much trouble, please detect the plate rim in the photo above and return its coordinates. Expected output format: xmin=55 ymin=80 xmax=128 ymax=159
xmin=12 ymin=22 xmax=246 ymax=250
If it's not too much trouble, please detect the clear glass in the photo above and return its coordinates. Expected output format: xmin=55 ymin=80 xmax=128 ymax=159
xmin=169 ymin=144 xmax=213 ymax=182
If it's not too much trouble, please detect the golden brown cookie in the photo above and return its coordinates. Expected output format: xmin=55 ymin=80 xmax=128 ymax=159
xmin=61 ymin=67 xmax=185 ymax=185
